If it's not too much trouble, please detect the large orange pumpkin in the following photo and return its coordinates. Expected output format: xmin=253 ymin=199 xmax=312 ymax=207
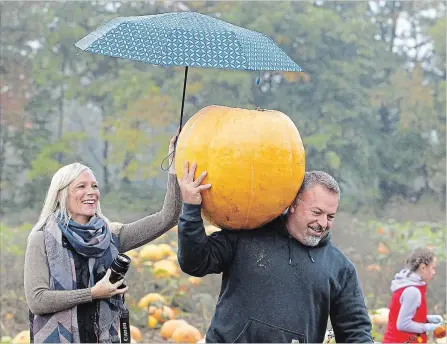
xmin=175 ymin=105 xmax=305 ymax=229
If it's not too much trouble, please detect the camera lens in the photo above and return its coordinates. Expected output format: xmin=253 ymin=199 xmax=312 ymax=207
xmin=109 ymin=253 xmax=131 ymax=284
xmin=112 ymin=254 xmax=131 ymax=272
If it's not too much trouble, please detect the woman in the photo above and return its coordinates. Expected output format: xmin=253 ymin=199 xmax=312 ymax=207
xmin=382 ymin=247 xmax=444 ymax=343
xmin=24 ymin=132 xmax=182 ymax=343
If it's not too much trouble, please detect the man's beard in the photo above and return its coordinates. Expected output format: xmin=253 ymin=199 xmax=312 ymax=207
xmin=302 ymin=224 xmax=329 ymax=247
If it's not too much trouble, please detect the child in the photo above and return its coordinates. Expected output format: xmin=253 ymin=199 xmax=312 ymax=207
xmin=382 ymin=247 xmax=444 ymax=343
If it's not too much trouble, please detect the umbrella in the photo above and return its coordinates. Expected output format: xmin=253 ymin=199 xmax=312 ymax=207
xmin=75 ymin=11 xmax=302 ymax=130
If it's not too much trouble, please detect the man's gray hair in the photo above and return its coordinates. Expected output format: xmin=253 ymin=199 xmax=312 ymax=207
xmin=295 ymin=171 xmax=341 ymax=203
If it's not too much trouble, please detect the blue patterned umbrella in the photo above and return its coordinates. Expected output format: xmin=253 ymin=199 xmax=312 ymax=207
xmin=75 ymin=11 xmax=302 ymax=129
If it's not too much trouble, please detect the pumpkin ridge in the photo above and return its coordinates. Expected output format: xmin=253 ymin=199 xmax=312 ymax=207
xmin=204 ymin=106 xmax=233 ymax=227
xmin=244 ymin=156 xmax=255 ymax=228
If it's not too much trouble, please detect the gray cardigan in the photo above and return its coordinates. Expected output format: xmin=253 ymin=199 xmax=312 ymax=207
xmin=24 ymin=173 xmax=181 ymax=315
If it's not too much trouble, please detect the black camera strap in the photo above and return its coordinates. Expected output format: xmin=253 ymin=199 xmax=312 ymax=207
xmin=120 ymin=295 xmax=131 ymax=343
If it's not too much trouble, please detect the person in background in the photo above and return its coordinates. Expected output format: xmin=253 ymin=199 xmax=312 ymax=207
xmin=382 ymin=247 xmax=444 ymax=343
xmin=24 ymin=132 xmax=182 ymax=343
xmin=177 ymin=162 xmax=373 ymax=343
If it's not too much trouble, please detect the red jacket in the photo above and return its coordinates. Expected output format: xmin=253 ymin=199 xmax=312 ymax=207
xmin=383 ymin=284 xmax=427 ymax=343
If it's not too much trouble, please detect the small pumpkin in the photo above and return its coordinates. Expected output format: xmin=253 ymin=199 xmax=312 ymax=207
xmin=377 ymin=242 xmax=390 ymax=255
xmin=147 ymin=315 xmax=158 ymax=329
xmin=139 ymin=244 xmax=164 ymax=261
xmin=370 ymin=308 xmax=389 ymax=326
xmin=137 ymin=292 xmax=166 ymax=310
xmin=171 ymin=324 xmax=202 ymax=343
xmin=160 ymin=319 xmax=189 ymax=339
xmin=153 ymin=259 xmax=180 ymax=278
xmin=434 ymin=325 xmax=446 ymax=339
xmin=129 ymin=325 xmax=142 ymax=342
xmin=11 ymin=331 xmax=30 ymax=344
xmin=157 ymin=243 xmax=174 ymax=257
xmin=175 ymin=105 xmax=305 ymax=230
xmin=188 ymin=276 xmax=201 ymax=285
xmin=149 ymin=305 xmax=175 ymax=323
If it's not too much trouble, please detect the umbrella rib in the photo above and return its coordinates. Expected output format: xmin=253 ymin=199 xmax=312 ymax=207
xmin=75 ymin=17 xmax=125 ymax=51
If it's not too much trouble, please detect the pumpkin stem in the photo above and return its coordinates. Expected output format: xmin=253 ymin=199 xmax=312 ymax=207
xmin=255 ymin=107 xmax=266 ymax=111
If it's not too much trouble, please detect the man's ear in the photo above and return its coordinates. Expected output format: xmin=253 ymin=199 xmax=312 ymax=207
xmin=288 ymin=201 xmax=298 ymax=214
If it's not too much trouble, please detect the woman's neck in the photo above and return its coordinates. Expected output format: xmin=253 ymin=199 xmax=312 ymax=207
xmin=70 ymin=215 xmax=91 ymax=225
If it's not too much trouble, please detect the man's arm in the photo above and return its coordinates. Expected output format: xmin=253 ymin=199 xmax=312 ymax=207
xmin=177 ymin=203 xmax=237 ymax=277
xmin=330 ymin=267 xmax=373 ymax=343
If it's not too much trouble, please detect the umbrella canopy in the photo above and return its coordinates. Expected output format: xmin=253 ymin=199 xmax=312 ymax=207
xmin=75 ymin=11 xmax=302 ymax=72
xmin=75 ymin=11 xmax=303 ymax=169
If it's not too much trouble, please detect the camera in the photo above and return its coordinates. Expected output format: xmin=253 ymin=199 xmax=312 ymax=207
xmin=109 ymin=253 xmax=131 ymax=288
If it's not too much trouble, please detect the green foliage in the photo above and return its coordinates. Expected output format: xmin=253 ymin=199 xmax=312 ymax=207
xmin=0 ymin=222 xmax=32 ymax=256
xmin=369 ymin=220 xmax=447 ymax=260
xmin=28 ymin=132 xmax=87 ymax=180
xmin=1 ymin=1 xmax=445 ymax=214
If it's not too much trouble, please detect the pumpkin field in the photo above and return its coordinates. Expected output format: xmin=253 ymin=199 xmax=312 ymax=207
xmin=1 ymin=208 xmax=446 ymax=343
xmin=1 ymin=1 xmax=446 ymax=343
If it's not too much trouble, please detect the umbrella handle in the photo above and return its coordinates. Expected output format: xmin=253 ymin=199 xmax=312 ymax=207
xmin=161 ymin=66 xmax=188 ymax=171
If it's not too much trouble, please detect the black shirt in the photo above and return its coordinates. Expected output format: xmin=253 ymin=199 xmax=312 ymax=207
xmin=62 ymin=236 xmax=98 ymax=343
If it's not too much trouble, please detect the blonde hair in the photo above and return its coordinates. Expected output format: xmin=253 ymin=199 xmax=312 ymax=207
xmin=29 ymin=162 xmax=111 ymax=240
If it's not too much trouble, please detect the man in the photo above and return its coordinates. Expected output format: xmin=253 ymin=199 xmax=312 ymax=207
xmin=177 ymin=161 xmax=373 ymax=343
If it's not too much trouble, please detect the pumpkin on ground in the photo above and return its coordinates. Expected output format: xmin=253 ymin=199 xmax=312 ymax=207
xmin=139 ymin=244 xmax=164 ymax=261
xmin=129 ymin=325 xmax=142 ymax=342
xmin=370 ymin=308 xmax=389 ymax=326
xmin=137 ymin=292 xmax=166 ymax=309
xmin=160 ymin=319 xmax=189 ymax=339
xmin=157 ymin=243 xmax=174 ymax=257
xmin=175 ymin=105 xmax=305 ymax=230
xmin=153 ymin=259 xmax=180 ymax=278
xmin=171 ymin=324 xmax=202 ymax=344
xmin=434 ymin=325 xmax=446 ymax=339
xmin=149 ymin=305 xmax=175 ymax=323
xmin=147 ymin=315 xmax=158 ymax=329
xmin=11 ymin=331 xmax=30 ymax=344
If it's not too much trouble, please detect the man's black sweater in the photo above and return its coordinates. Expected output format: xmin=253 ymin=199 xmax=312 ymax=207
xmin=178 ymin=204 xmax=373 ymax=343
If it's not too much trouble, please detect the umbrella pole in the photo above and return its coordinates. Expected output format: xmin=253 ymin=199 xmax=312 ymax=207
xmin=161 ymin=66 xmax=189 ymax=171
xmin=179 ymin=66 xmax=189 ymax=130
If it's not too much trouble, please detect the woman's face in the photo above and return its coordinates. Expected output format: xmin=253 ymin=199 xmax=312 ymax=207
xmin=66 ymin=170 xmax=100 ymax=224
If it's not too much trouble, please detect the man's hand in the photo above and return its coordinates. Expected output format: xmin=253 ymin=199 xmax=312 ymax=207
xmin=179 ymin=161 xmax=211 ymax=205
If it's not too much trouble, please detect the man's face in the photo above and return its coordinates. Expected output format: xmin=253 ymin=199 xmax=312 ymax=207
xmin=287 ymin=184 xmax=339 ymax=246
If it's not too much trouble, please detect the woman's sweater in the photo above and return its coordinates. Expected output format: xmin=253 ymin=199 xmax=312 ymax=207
xmin=24 ymin=173 xmax=181 ymax=315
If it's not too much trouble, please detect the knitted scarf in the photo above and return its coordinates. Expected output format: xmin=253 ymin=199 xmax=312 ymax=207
xmin=31 ymin=215 xmax=123 ymax=343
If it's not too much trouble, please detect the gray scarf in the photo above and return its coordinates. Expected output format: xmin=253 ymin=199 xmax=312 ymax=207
xmin=31 ymin=217 xmax=123 ymax=343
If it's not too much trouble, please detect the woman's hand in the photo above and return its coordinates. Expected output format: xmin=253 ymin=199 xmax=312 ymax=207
xmin=178 ymin=161 xmax=212 ymax=205
xmin=168 ymin=127 xmax=180 ymax=174
xmin=90 ymin=269 xmax=128 ymax=300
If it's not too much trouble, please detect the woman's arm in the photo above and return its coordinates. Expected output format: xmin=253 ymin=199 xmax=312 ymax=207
xmin=24 ymin=231 xmax=92 ymax=315
xmin=117 ymin=173 xmax=182 ymax=253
